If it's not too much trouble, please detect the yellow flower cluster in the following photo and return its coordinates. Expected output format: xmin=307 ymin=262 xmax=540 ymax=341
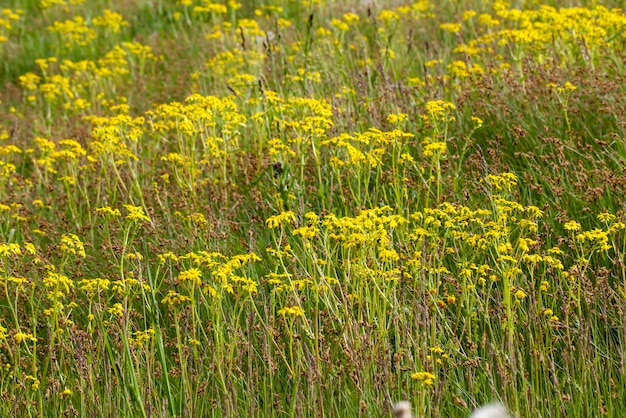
xmin=0 ymin=8 xmax=23 ymax=44
xmin=20 ymin=42 xmax=158 ymax=118
xmin=411 ymin=371 xmax=436 ymax=385
xmin=277 ymin=305 xmax=305 ymax=317
xmin=47 ymin=16 xmax=97 ymax=48
xmin=454 ymin=3 xmax=626 ymax=66
xmin=123 ymin=205 xmax=151 ymax=225
xmin=60 ymin=233 xmax=86 ymax=258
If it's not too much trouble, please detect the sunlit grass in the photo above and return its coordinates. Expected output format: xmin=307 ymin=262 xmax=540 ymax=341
xmin=1 ymin=0 xmax=626 ymax=416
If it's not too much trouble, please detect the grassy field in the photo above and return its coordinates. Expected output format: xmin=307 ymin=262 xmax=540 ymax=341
xmin=1 ymin=0 xmax=626 ymax=416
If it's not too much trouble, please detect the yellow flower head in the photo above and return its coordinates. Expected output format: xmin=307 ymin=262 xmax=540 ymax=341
xmin=411 ymin=371 xmax=436 ymax=385
xmin=123 ymin=204 xmax=151 ymax=225
xmin=277 ymin=305 xmax=304 ymax=317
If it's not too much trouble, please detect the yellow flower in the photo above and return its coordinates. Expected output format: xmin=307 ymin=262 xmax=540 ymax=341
xmin=92 ymin=10 xmax=128 ymax=33
xmin=423 ymin=142 xmax=447 ymax=158
xmin=597 ymin=212 xmax=616 ymax=223
xmin=47 ymin=16 xmax=96 ymax=48
xmin=96 ymin=206 xmax=121 ymax=217
xmin=79 ymin=278 xmax=111 ymax=296
xmin=123 ymin=204 xmax=151 ymax=224
xmin=411 ymin=371 xmax=436 ymax=385
xmin=425 ymin=100 xmax=456 ymax=121
xmin=379 ymin=248 xmax=400 ymax=262
xmin=277 ymin=306 xmax=304 ymax=317
xmin=292 ymin=225 xmax=317 ymax=240
xmin=178 ymin=268 xmax=202 ymax=286
xmin=564 ymin=220 xmax=581 ymax=232
xmin=26 ymin=375 xmax=40 ymax=390
xmin=132 ymin=328 xmax=155 ymax=348
xmin=161 ymin=290 xmax=191 ymax=307
xmin=486 ymin=172 xmax=518 ymax=192
xmin=440 ymin=22 xmax=462 ymax=33
xmin=564 ymin=82 xmax=577 ymax=92
xmin=386 ymin=113 xmax=408 ymax=124
xmin=463 ymin=10 xmax=477 ymax=20
xmin=266 ymin=211 xmax=296 ymax=228
xmin=61 ymin=233 xmax=86 ymax=258
xmin=107 ymin=303 xmax=123 ymax=317
xmin=14 ymin=332 xmax=36 ymax=344
xmin=0 ymin=243 xmax=21 ymax=257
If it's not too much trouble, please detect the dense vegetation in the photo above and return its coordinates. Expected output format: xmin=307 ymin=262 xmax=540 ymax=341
xmin=1 ymin=0 xmax=626 ymax=416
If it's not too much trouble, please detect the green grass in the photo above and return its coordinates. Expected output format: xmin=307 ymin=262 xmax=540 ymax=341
xmin=1 ymin=0 xmax=626 ymax=416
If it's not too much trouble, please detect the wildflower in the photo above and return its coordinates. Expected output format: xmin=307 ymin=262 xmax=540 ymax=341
xmin=597 ymin=212 xmax=615 ymax=223
xmin=379 ymin=248 xmax=400 ymax=262
xmin=463 ymin=10 xmax=477 ymax=20
xmin=123 ymin=204 xmax=151 ymax=224
xmin=440 ymin=22 xmax=462 ymax=33
xmin=486 ymin=172 xmax=518 ymax=192
xmin=423 ymin=142 xmax=447 ymax=158
xmin=547 ymin=246 xmax=563 ymax=255
xmin=277 ymin=306 xmax=304 ymax=317
xmin=125 ymin=252 xmax=143 ymax=261
xmin=411 ymin=371 xmax=436 ymax=385
xmin=96 ymin=206 xmax=121 ymax=217
xmin=387 ymin=113 xmax=408 ymax=124
xmin=0 ymin=243 xmax=21 ymax=257
xmin=14 ymin=332 xmax=36 ymax=344
xmin=292 ymin=225 xmax=317 ymax=240
xmin=48 ymin=16 xmax=96 ymax=48
xmin=564 ymin=220 xmax=581 ymax=232
xmin=266 ymin=211 xmax=295 ymax=228
xmin=425 ymin=100 xmax=456 ymax=121
xmin=79 ymin=278 xmax=110 ymax=296
xmin=132 ymin=328 xmax=155 ymax=348
xmin=61 ymin=233 xmax=86 ymax=258
xmin=563 ymin=82 xmax=577 ymax=92
xmin=25 ymin=375 xmax=40 ymax=390
xmin=43 ymin=272 xmax=74 ymax=294
xmin=161 ymin=290 xmax=191 ymax=307
xmin=430 ymin=346 xmax=444 ymax=354
xmin=203 ymin=284 xmax=218 ymax=298
xmin=107 ymin=303 xmax=123 ymax=317
xmin=92 ymin=10 xmax=128 ymax=33
xmin=178 ymin=268 xmax=202 ymax=286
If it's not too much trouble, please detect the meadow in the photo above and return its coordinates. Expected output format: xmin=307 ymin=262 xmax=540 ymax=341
xmin=1 ymin=0 xmax=626 ymax=416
